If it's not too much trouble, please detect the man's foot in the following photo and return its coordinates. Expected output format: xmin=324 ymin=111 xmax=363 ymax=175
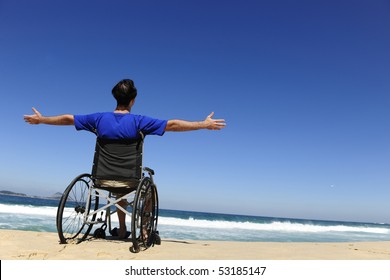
xmin=119 ymin=227 xmax=131 ymax=239
xmin=111 ymin=227 xmax=131 ymax=239
xmin=110 ymin=227 xmax=119 ymax=236
xmin=119 ymin=231 xmax=131 ymax=239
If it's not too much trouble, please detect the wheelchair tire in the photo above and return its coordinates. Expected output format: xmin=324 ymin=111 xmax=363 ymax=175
xmin=130 ymin=177 xmax=159 ymax=253
xmin=93 ymin=228 xmax=106 ymax=239
xmin=56 ymin=174 xmax=99 ymax=244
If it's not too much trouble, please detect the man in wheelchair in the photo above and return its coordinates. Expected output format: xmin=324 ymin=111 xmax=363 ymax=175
xmin=24 ymin=79 xmax=226 ymax=251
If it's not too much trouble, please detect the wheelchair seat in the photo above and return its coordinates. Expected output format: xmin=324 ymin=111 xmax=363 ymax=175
xmin=92 ymin=137 xmax=143 ymax=192
xmin=56 ymin=133 xmax=160 ymax=253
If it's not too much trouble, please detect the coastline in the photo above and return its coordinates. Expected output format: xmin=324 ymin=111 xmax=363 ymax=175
xmin=0 ymin=192 xmax=62 ymax=200
xmin=1 ymin=229 xmax=389 ymax=260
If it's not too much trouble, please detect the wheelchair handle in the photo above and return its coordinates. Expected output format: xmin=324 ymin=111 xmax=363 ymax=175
xmin=143 ymin=167 xmax=155 ymax=176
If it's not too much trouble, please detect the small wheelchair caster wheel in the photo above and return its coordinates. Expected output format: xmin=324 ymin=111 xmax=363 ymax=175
xmin=147 ymin=231 xmax=160 ymax=247
xmin=130 ymin=246 xmax=140 ymax=253
xmin=155 ymin=234 xmax=161 ymax=245
xmin=93 ymin=228 xmax=106 ymax=239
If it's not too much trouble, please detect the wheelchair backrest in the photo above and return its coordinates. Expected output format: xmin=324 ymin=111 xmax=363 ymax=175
xmin=91 ymin=136 xmax=143 ymax=181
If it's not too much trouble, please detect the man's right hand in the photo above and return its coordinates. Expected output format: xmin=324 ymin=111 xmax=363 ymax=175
xmin=24 ymin=107 xmax=42 ymax=124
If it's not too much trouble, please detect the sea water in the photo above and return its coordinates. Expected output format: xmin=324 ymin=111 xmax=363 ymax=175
xmin=0 ymin=194 xmax=389 ymax=242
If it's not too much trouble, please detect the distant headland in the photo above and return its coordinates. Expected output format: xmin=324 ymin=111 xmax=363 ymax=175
xmin=0 ymin=190 xmax=62 ymax=200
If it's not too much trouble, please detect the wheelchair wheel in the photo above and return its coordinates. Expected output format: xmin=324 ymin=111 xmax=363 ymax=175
xmin=130 ymin=177 xmax=159 ymax=253
xmin=56 ymin=174 xmax=99 ymax=244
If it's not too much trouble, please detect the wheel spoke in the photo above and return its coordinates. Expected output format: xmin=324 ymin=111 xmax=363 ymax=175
xmin=131 ymin=177 xmax=159 ymax=252
xmin=57 ymin=174 xmax=99 ymax=243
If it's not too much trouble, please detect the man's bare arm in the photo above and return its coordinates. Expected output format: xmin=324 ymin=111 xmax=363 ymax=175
xmin=165 ymin=112 xmax=226 ymax=132
xmin=24 ymin=107 xmax=74 ymax=125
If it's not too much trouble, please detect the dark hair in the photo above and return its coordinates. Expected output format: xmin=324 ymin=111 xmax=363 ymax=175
xmin=111 ymin=79 xmax=138 ymax=106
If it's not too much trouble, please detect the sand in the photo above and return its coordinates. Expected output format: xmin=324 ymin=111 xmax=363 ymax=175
xmin=0 ymin=229 xmax=389 ymax=260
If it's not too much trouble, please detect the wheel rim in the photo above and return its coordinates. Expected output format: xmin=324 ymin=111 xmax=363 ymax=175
xmin=57 ymin=175 xmax=98 ymax=243
xmin=131 ymin=178 xmax=158 ymax=250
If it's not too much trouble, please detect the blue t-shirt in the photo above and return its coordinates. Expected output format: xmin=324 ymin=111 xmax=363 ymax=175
xmin=74 ymin=112 xmax=167 ymax=140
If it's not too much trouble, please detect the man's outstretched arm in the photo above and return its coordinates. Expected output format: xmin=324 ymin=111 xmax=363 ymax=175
xmin=24 ymin=107 xmax=74 ymax=125
xmin=165 ymin=112 xmax=226 ymax=132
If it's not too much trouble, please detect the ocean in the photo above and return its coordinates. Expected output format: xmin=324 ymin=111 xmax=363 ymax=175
xmin=0 ymin=194 xmax=389 ymax=243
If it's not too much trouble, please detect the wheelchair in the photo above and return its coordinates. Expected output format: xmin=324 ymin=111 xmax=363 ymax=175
xmin=56 ymin=133 xmax=160 ymax=253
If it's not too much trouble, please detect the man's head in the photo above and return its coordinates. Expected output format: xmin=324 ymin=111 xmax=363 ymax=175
xmin=112 ymin=79 xmax=138 ymax=107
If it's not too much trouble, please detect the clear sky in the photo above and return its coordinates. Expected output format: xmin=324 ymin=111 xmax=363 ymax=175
xmin=0 ymin=0 xmax=389 ymax=223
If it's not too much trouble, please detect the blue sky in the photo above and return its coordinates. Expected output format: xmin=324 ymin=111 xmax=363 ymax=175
xmin=0 ymin=0 xmax=389 ymax=223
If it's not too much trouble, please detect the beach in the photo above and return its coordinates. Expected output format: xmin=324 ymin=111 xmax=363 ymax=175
xmin=1 ymin=229 xmax=389 ymax=260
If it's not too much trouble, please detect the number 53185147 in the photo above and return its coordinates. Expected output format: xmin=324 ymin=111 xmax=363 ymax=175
xmin=218 ymin=266 xmax=266 ymax=276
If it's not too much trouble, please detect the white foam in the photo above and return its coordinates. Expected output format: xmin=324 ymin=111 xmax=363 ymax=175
xmin=158 ymin=217 xmax=390 ymax=234
xmin=0 ymin=204 xmax=57 ymax=217
xmin=1 ymin=204 xmax=389 ymax=235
